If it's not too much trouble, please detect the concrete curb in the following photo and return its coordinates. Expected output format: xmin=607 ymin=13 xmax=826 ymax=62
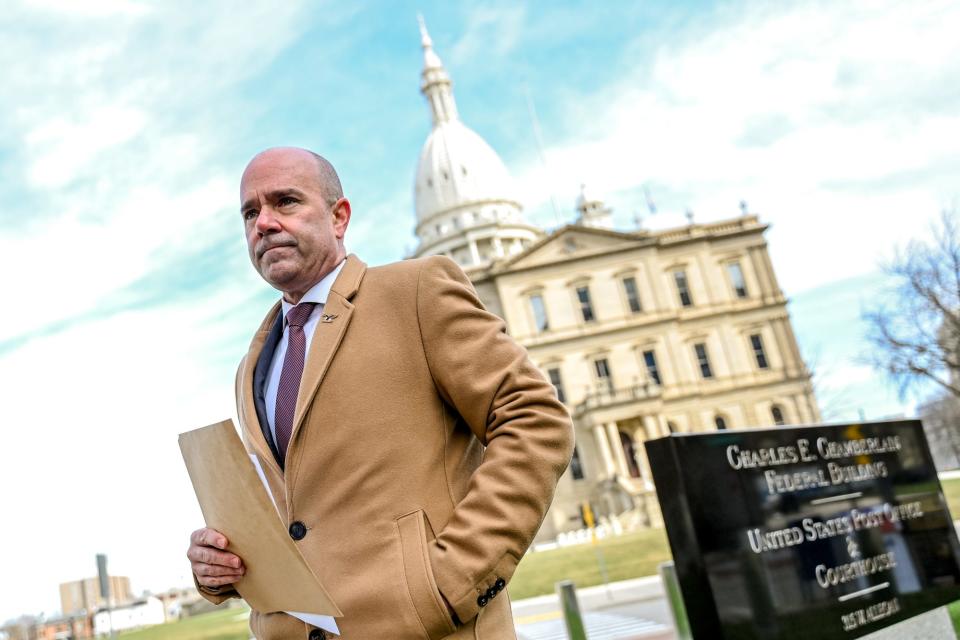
xmin=512 ymin=575 xmax=664 ymax=612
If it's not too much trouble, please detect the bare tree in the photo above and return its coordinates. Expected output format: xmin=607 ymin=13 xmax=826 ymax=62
xmin=863 ymin=209 xmax=960 ymax=398
xmin=802 ymin=345 xmax=858 ymax=422
xmin=916 ymin=391 xmax=960 ymax=470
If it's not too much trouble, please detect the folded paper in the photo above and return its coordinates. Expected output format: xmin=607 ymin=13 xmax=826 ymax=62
xmin=179 ymin=419 xmax=342 ymax=623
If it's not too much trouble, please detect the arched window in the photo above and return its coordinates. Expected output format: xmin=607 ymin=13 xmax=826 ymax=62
xmin=715 ymin=415 xmax=728 ymax=431
xmin=771 ymin=405 xmax=786 ymax=426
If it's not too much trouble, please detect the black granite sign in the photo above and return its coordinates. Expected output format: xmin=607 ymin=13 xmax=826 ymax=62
xmin=645 ymin=420 xmax=960 ymax=639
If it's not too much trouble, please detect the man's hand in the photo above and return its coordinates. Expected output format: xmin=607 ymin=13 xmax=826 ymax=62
xmin=188 ymin=527 xmax=245 ymax=588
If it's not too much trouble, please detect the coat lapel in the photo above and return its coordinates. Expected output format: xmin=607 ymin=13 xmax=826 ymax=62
xmin=239 ymin=300 xmax=285 ymax=477
xmin=289 ymin=255 xmax=367 ymax=454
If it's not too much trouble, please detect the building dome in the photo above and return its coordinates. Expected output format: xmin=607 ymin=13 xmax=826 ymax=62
xmin=415 ymin=120 xmax=520 ymax=223
xmin=411 ymin=18 xmax=542 ymax=269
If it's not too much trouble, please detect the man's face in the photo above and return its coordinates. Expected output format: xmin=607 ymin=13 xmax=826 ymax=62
xmin=240 ymin=149 xmax=349 ymax=300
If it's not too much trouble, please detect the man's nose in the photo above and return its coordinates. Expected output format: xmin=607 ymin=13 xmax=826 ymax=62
xmin=255 ymin=205 xmax=281 ymax=234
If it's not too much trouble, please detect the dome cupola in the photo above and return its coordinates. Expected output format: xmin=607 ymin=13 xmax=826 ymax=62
xmin=411 ymin=18 xmax=542 ymax=270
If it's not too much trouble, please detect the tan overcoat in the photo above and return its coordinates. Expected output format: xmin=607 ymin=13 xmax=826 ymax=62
xmin=200 ymin=254 xmax=574 ymax=639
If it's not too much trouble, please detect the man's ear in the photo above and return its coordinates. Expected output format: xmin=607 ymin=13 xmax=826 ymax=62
xmin=331 ymin=198 xmax=352 ymax=238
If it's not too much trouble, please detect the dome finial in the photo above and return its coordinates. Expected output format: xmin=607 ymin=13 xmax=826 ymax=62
xmin=418 ymin=15 xmax=443 ymax=70
xmin=418 ymin=14 xmax=432 ymax=48
xmin=418 ymin=16 xmax=458 ymax=125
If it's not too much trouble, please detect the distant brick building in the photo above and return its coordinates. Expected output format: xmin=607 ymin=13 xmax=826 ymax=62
xmin=35 ymin=615 xmax=92 ymax=640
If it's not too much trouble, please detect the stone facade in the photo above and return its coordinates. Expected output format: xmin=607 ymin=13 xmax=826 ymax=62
xmin=470 ymin=217 xmax=819 ymax=538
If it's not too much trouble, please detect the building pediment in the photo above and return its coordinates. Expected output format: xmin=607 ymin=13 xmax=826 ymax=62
xmin=496 ymin=224 xmax=648 ymax=272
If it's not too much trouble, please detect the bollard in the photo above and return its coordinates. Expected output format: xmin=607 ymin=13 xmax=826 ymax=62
xmin=659 ymin=561 xmax=692 ymax=640
xmin=555 ymin=580 xmax=588 ymax=640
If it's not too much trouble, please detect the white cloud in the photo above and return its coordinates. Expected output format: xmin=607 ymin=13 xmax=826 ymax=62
xmin=0 ymin=295 xmax=252 ymax=618
xmin=449 ymin=5 xmax=526 ymax=66
xmin=513 ymin=0 xmax=960 ymax=295
xmin=25 ymin=106 xmax=148 ymax=188
xmin=23 ymin=0 xmax=150 ymax=17
xmin=0 ymin=1 xmax=314 ymax=341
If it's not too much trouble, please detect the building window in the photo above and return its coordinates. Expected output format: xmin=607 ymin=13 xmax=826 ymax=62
xmin=771 ymin=405 xmax=785 ymax=426
xmin=727 ymin=262 xmax=748 ymax=298
xmin=547 ymin=367 xmax=566 ymax=404
xmin=576 ymin=285 xmax=595 ymax=322
xmin=715 ymin=415 xmax=728 ymax=430
xmin=622 ymin=276 xmax=642 ymax=313
xmin=530 ymin=293 xmax=549 ymax=332
xmin=674 ymin=270 xmax=693 ymax=307
xmin=594 ymin=357 xmax=613 ymax=390
xmin=750 ymin=334 xmax=769 ymax=369
xmin=570 ymin=446 xmax=585 ymax=480
xmin=643 ymin=349 xmax=661 ymax=385
xmin=694 ymin=343 xmax=713 ymax=378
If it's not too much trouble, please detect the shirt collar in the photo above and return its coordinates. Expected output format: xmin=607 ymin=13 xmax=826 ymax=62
xmin=280 ymin=259 xmax=346 ymax=321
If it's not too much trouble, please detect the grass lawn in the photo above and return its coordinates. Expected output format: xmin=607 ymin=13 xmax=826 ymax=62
xmin=509 ymin=528 xmax=671 ymax=600
xmin=946 ymin=478 xmax=960 ymax=635
xmin=118 ymin=606 xmax=250 ymax=640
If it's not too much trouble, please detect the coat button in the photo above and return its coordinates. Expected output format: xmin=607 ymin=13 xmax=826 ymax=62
xmin=486 ymin=587 xmax=497 ymax=600
xmin=495 ymin=577 xmax=506 ymax=591
xmin=308 ymin=630 xmax=326 ymax=640
xmin=477 ymin=594 xmax=489 ymax=607
xmin=289 ymin=521 xmax=307 ymax=540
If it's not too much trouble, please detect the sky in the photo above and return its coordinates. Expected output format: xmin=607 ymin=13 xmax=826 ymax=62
xmin=1 ymin=0 xmax=958 ymax=622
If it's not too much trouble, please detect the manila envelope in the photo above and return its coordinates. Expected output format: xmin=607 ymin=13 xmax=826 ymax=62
xmin=179 ymin=419 xmax=341 ymax=617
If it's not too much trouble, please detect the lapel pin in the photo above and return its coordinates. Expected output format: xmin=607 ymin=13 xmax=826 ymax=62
xmin=321 ymin=314 xmax=338 ymax=323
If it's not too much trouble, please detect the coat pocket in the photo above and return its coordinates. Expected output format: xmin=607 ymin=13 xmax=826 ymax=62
xmin=396 ymin=509 xmax=458 ymax=640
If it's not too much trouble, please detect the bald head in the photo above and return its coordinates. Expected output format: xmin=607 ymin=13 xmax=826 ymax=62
xmin=243 ymin=147 xmax=344 ymax=205
xmin=240 ymin=146 xmax=352 ymax=303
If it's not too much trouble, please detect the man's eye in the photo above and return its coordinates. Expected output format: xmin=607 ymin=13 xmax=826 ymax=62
xmin=243 ymin=209 xmax=258 ymax=220
xmin=278 ymin=196 xmax=297 ymax=207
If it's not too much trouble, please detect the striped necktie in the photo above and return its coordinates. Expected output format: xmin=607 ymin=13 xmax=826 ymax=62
xmin=274 ymin=302 xmax=316 ymax=464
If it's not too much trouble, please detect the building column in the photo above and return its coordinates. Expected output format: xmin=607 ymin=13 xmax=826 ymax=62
xmin=640 ymin=417 xmax=660 ymax=488
xmin=492 ymin=236 xmax=504 ymax=257
xmin=607 ymin=422 xmax=630 ymax=477
xmin=593 ymin=425 xmax=617 ymax=476
xmin=468 ymin=239 xmax=481 ymax=265
xmin=657 ymin=414 xmax=672 ymax=437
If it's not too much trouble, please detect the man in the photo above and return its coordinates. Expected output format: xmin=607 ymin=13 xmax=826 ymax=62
xmin=187 ymin=147 xmax=574 ymax=640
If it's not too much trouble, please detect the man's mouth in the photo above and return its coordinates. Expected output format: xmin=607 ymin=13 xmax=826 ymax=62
xmin=258 ymin=243 xmax=294 ymax=259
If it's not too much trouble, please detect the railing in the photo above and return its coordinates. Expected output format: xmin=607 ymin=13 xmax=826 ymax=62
xmin=575 ymin=382 xmax=661 ymax=413
xmin=656 ymin=214 xmax=761 ymax=243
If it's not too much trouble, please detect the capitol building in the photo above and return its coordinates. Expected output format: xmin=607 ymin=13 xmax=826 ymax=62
xmin=410 ymin=22 xmax=820 ymax=538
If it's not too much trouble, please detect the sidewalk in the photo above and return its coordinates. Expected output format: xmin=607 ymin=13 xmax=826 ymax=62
xmin=512 ymin=576 xmax=674 ymax=640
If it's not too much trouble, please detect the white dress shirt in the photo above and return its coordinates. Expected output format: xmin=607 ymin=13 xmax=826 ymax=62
xmin=264 ymin=259 xmax=346 ymax=449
